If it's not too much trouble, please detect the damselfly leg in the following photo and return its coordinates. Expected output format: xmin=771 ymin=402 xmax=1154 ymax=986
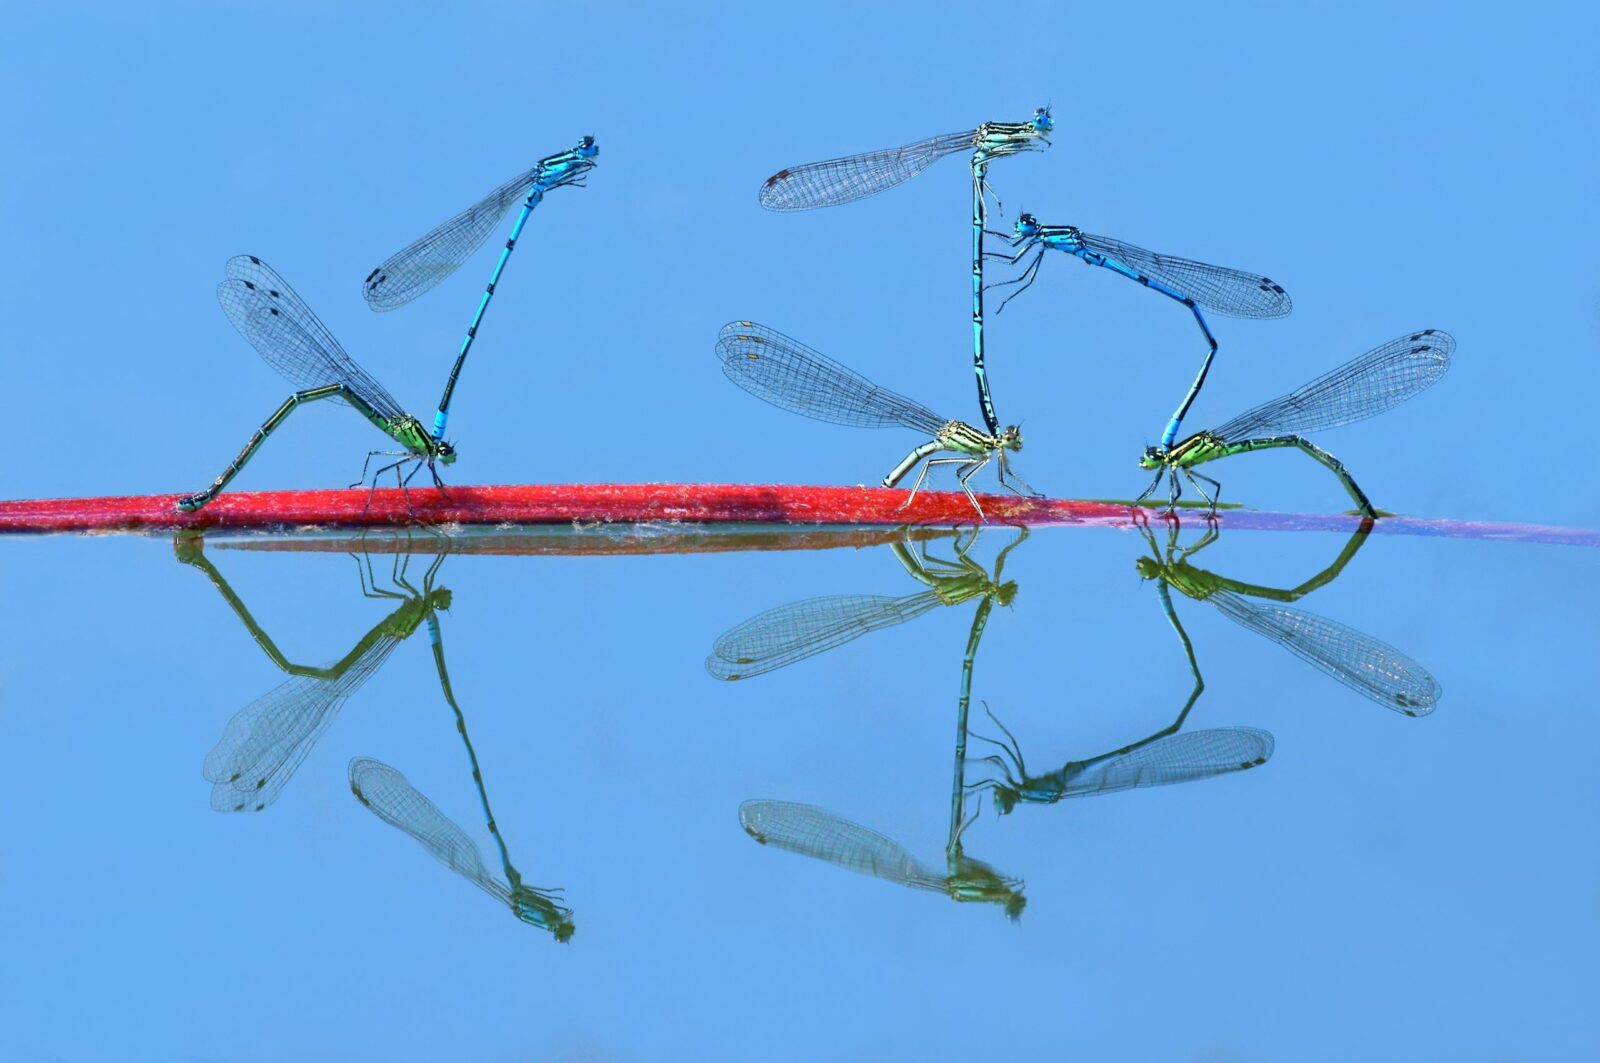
xmin=901 ymin=455 xmax=992 ymax=520
xmin=352 ymin=450 xmax=412 ymax=488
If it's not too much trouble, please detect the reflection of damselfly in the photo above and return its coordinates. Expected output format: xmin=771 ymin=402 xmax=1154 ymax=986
xmin=350 ymin=757 xmax=572 ymax=941
xmin=739 ymin=799 xmax=1024 ymax=918
xmin=968 ymin=547 xmax=1274 ymax=811
xmin=1137 ymin=520 xmax=1440 ymax=714
xmin=182 ymin=539 xmax=572 ymax=937
xmin=707 ymin=527 xmax=1025 ymax=680
xmin=738 ymin=526 xmax=1025 ymax=918
xmin=970 ymin=705 xmax=1274 ymax=815
xmin=716 ymin=322 xmax=1032 ymax=519
xmin=180 ymin=541 xmax=451 ymax=811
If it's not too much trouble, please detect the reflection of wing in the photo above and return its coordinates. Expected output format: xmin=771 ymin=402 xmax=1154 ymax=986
xmin=1062 ymin=727 xmax=1275 ymax=797
xmin=1077 ymin=231 xmax=1291 ymax=318
xmin=348 ymin=757 xmax=510 ymax=905
xmin=1211 ymin=591 xmax=1440 ymax=714
xmin=707 ymin=592 xmax=940 ymax=680
xmin=739 ymin=800 xmax=946 ymax=893
xmin=202 ymin=634 xmax=400 ymax=812
xmin=758 ymin=129 xmax=975 ymax=210
xmin=362 ymin=164 xmax=538 ymax=310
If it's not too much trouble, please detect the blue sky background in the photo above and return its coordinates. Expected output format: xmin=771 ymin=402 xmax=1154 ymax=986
xmin=2 ymin=2 xmax=1598 ymax=1060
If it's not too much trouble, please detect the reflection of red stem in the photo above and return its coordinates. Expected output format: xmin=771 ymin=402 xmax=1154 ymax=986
xmin=1 ymin=483 xmax=1595 ymax=547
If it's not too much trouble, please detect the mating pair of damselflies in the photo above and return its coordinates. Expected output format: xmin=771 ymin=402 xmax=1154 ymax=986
xmin=177 ymin=136 xmax=597 ymax=512
xmin=754 ymin=109 xmax=1447 ymax=515
xmin=760 ymin=107 xmax=1052 ymax=442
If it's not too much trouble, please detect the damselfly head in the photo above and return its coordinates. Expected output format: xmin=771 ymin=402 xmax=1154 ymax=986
xmin=991 ymin=785 xmax=1020 ymax=815
xmin=1031 ymin=107 xmax=1053 ymax=134
xmin=995 ymin=579 xmax=1019 ymax=609
xmin=1014 ymin=213 xmax=1040 ymax=239
xmin=1138 ymin=445 xmax=1165 ymax=470
xmin=435 ymin=440 xmax=458 ymax=465
xmin=1000 ymin=425 xmax=1024 ymax=451
xmin=576 ymin=135 xmax=598 ymax=158
xmin=429 ymin=587 xmax=455 ymax=612
xmin=1134 ymin=556 xmax=1161 ymax=581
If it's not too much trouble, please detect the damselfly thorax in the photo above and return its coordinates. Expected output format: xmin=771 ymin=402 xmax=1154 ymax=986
xmin=384 ymin=414 xmax=455 ymax=461
xmin=972 ymin=111 xmax=1054 ymax=162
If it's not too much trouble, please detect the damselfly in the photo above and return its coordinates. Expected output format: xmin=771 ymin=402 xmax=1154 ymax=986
xmin=716 ymin=321 xmax=1033 ymax=519
xmin=757 ymin=109 xmax=1052 ymax=436
xmin=986 ymin=213 xmax=1291 ymax=447
xmin=757 ymin=109 xmax=1051 ymax=212
xmin=363 ymin=137 xmax=598 ymax=441
xmin=176 ymin=256 xmax=455 ymax=513
xmin=706 ymin=526 xmax=1025 ymax=680
xmin=1137 ymin=520 xmax=1441 ymax=714
xmin=739 ymin=799 xmax=1025 ymax=919
xmin=1137 ymin=329 xmax=1453 ymax=516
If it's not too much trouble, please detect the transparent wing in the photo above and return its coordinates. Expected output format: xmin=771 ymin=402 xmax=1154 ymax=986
xmin=348 ymin=757 xmax=507 ymax=903
xmin=716 ymin=321 xmax=948 ymax=434
xmin=739 ymin=800 xmax=945 ymax=892
xmin=706 ymin=592 xmax=941 ymax=680
xmin=1211 ymin=330 xmax=1453 ymax=442
xmin=1211 ymin=590 xmax=1441 ymax=714
xmin=758 ymin=129 xmax=976 ymax=211
xmin=361 ymin=164 xmax=537 ymax=311
xmin=202 ymin=634 xmax=399 ymax=813
xmin=1062 ymin=727 xmax=1275 ymax=797
xmin=218 ymin=256 xmax=408 ymax=423
xmin=1077 ymin=231 xmax=1292 ymax=318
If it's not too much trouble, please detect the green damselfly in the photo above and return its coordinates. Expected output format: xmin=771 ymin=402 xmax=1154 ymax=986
xmin=1137 ymin=329 xmax=1453 ymax=516
xmin=706 ymin=526 xmax=1026 ymax=680
xmin=716 ymin=321 xmax=1034 ymax=519
xmin=176 ymin=257 xmax=456 ymax=512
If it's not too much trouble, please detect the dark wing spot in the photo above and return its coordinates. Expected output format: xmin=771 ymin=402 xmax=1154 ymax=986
xmin=765 ymin=170 xmax=790 ymax=187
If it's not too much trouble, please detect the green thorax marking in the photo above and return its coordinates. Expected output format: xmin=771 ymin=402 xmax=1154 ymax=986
xmin=1168 ymin=432 xmax=1234 ymax=469
xmin=383 ymin=414 xmax=445 ymax=457
xmin=381 ymin=587 xmax=453 ymax=641
xmin=936 ymin=420 xmax=1001 ymax=456
xmin=944 ymin=854 xmax=1025 ymax=909
xmin=1152 ymin=552 xmax=1226 ymax=604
